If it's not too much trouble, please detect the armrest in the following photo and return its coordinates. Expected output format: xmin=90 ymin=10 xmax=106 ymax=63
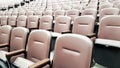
xmin=6 ymin=49 xmax=25 ymax=58
xmin=86 ymin=33 xmax=96 ymax=38
xmin=29 ymin=58 xmax=50 ymax=68
xmin=62 ymin=31 xmax=72 ymax=34
xmin=0 ymin=43 xmax=8 ymax=48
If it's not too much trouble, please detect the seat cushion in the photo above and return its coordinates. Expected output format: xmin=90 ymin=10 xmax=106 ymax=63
xmin=51 ymin=32 xmax=62 ymax=37
xmin=95 ymin=38 xmax=120 ymax=48
xmin=13 ymin=57 xmax=34 ymax=68
xmin=0 ymin=51 xmax=8 ymax=61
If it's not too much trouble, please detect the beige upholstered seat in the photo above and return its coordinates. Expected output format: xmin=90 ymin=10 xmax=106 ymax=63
xmin=12 ymin=30 xmax=51 ymax=68
xmin=34 ymin=11 xmax=43 ymax=17
xmin=66 ymin=9 xmax=79 ymax=21
xmin=8 ymin=16 xmax=17 ymax=27
xmin=0 ymin=16 xmax=8 ymax=26
xmin=53 ymin=34 xmax=93 ymax=68
xmin=27 ymin=16 xmax=39 ymax=30
xmin=39 ymin=15 xmax=53 ymax=30
xmin=54 ymin=10 xmax=65 ymax=20
xmin=43 ymin=10 xmax=53 ymax=16
xmin=95 ymin=15 xmax=120 ymax=47
xmin=26 ymin=11 xmax=34 ymax=16
xmin=99 ymin=8 xmax=119 ymax=22
xmin=0 ymin=27 xmax=29 ymax=62
xmin=29 ymin=34 xmax=93 ymax=68
xmin=51 ymin=16 xmax=71 ymax=37
xmin=73 ymin=15 xmax=95 ymax=35
xmin=81 ymin=8 xmax=97 ymax=18
xmin=0 ymin=25 xmax=12 ymax=51
xmin=17 ymin=15 xmax=27 ymax=27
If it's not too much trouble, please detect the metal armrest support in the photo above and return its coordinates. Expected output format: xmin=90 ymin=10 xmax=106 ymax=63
xmin=29 ymin=58 xmax=50 ymax=68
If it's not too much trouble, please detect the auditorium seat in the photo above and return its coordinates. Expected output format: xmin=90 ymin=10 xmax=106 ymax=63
xmin=17 ymin=15 xmax=27 ymax=27
xmin=8 ymin=16 xmax=17 ymax=27
xmin=7 ymin=30 xmax=51 ymax=68
xmin=26 ymin=10 xmax=34 ymax=16
xmin=81 ymin=8 xmax=97 ymax=18
xmin=99 ymin=3 xmax=113 ymax=11
xmin=99 ymin=8 xmax=119 ymax=22
xmin=43 ymin=10 xmax=53 ymax=16
xmin=0 ymin=16 xmax=8 ymax=26
xmin=39 ymin=15 xmax=53 ymax=30
xmin=95 ymin=15 xmax=120 ymax=50
xmin=66 ymin=9 xmax=79 ymax=22
xmin=54 ymin=10 xmax=65 ymax=20
xmin=29 ymin=34 xmax=93 ymax=68
xmin=51 ymin=16 xmax=71 ymax=37
xmin=34 ymin=11 xmax=43 ymax=18
xmin=27 ymin=15 xmax=39 ymax=31
xmin=0 ymin=27 xmax=29 ymax=66
xmin=0 ymin=25 xmax=12 ymax=51
xmin=18 ymin=11 xmax=26 ymax=16
xmin=94 ymin=15 xmax=120 ymax=67
xmin=11 ymin=10 xmax=18 ymax=16
xmin=72 ymin=16 xmax=95 ymax=37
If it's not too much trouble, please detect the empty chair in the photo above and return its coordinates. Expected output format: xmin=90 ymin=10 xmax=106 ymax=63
xmin=17 ymin=15 xmax=27 ymax=27
xmin=39 ymin=15 xmax=53 ymax=30
xmin=8 ymin=16 xmax=17 ymax=27
xmin=54 ymin=10 xmax=65 ymax=20
xmin=94 ymin=15 xmax=120 ymax=68
xmin=66 ymin=9 xmax=79 ymax=21
xmin=0 ymin=16 xmax=8 ymax=26
xmin=0 ymin=27 xmax=29 ymax=65
xmin=81 ymin=8 xmax=97 ymax=18
xmin=72 ymin=16 xmax=95 ymax=36
xmin=99 ymin=8 xmax=119 ymax=22
xmin=18 ymin=11 xmax=26 ymax=16
xmin=99 ymin=3 xmax=113 ymax=11
xmin=51 ymin=16 xmax=71 ymax=37
xmin=34 ymin=11 xmax=43 ymax=17
xmin=27 ymin=16 xmax=39 ymax=30
xmin=72 ymin=5 xmax=82 ymax=12
xmin=26 ymin=11 xmax=34 ymax=16
xmin=7 ymin=30 xmax=51 ymax=68
xmin=43 ymin=10 xmax=53 ymax=16
xmin=95 ymin=15 xmax=120 ymax=49
xmin=0 ymin=25 xmax=12 ymax=51
xmin=12 ymin=11 xmax=18 ymax=16
xmin=63 ymin=5 xmax=71 ymax=11
xmin=29 ymin=34 xmax=93 ymax=68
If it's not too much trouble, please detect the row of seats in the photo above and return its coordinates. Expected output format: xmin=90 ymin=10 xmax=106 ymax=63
xmin=0 ymin=15 xmax=95 ymax=35
xmin=0 ymin=0 xmax=24 ymax=10
xmin=0 ymin=15 xmax=119 ymax=68
xmin=0 ymin=25 xmax=93 ymax=68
